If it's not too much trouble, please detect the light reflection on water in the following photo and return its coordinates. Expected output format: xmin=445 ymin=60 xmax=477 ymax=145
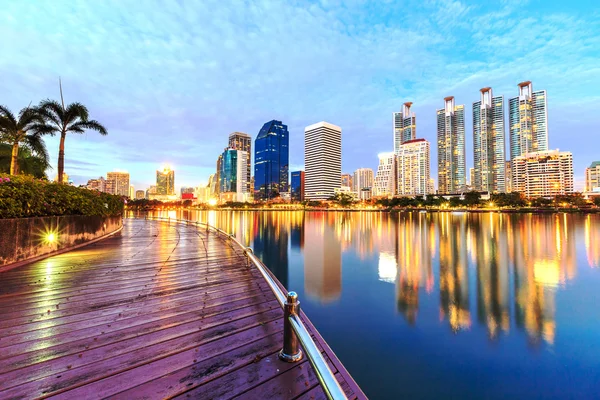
xmin=135 ymin=210 xmax=600 ymax=399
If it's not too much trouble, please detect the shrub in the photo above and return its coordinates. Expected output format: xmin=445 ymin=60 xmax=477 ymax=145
xmin=0 ymin=174 xmax=124 ymax=219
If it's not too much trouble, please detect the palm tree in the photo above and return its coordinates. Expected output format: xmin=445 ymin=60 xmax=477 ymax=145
xmin=38 ymin=97 xmax=107 ymax=183
xmin=0 ymin=143 xmax=50 ymax=178
xmin=0 ymin=105 xmax=49 ymax=175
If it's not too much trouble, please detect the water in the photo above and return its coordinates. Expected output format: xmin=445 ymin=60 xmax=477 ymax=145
xmin=137 ymin=210 xmax=600 ymax=399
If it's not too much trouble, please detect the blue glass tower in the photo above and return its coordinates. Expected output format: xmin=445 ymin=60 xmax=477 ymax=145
xmin=219 ymin=149 xmax=238 ymax=193
xmin=254 ymin=120 xmax=289 ymax=200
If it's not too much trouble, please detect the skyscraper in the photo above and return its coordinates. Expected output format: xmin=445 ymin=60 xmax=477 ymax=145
xmin=304 ymin=121 xmax=342 ymax=200
xmin=341 ymin=173 xmax=353 ymax=189
xmin=228 ymin=132 xmax=252 ymax=194
xmin=291 ymin=171 xmax=305 ymax=201
xmin=373 ymin=152 xmax=396 ymax=197
xmin=219 ymin=149 xmax=249 ymax=202
xmin=135 ymin=190 xmax=145 ymax=199
xmin=353 ymin=168 xmax=374 ymax=192
xmin=505 ymin=161 xmax=513 ymax=192
xmin=585 ymin=161 xmax=600 ymax=193
xmin=509 ymin=81 xmax=548 ymax=161
xmin=437 ymin=96 xmax=466 ymax=194
xmin=254 ymin=120 xmax=289 ymax=200
xmin=473 ymin=87 xmax=506 ymax=192
xmin=215 ymin=155 xmax=223 ymax=196
xmin=107 ymin=171 xmax=130 ymax=197
xmin=156 ymin=167 xmax=175 ymax=195
xmin=393 ymin=102 xmax=416 ymax=155
xmin=512 ymin=150 xmax=573 ymax=197
xmin=397 ymin=138 xmax=431 ymax=196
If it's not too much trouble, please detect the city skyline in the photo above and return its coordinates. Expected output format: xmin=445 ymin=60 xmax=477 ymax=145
xmin=1 ymin=1 xmax=598 ymax=190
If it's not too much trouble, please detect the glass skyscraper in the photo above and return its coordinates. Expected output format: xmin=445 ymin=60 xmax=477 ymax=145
xmin=437 ymin=96 xmax=466 ymax=194
xmin=291 ymin=171 xmax=305 ymax=201
xmin=473 ymin=87 xmax=506 ymax=193
xmin=393 ymin=102 xmax=416 ymax=155
xmin=508 ymin=81 xmax=548 ymax=161
xmin=156 ymin=167 xmax=175 ymax=195
xmin=254 ymin=120 xmax=289 ymax=200
xmin=219 ymin=149 xmax=249 ymax=201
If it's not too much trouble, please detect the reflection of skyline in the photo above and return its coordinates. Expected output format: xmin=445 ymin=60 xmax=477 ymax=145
xmin=394 ymin=213 xmax=435 ymax=325
xmin=143 ymin=209 xmax=595 ymax=346
xmin=304 ymin=214 xmax=342 ymax=303
xmin=439 ymin=214 xmax=471 ymax=332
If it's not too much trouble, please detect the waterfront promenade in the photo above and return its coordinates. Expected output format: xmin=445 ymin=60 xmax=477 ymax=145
xmin=0 ymin=219 xmax=363 ymax=399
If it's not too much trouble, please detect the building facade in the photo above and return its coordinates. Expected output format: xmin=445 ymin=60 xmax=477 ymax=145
xmin=397 ymin=139 xmax=431 ymax=196
xmin=156 ymin=167 xmax=175 ymax=195
xmin=512 ymin=150 xmax=573 ymax=197
xmin=374 ymin=152 xmax=396 ymax=197
xmin=437 ymin=96 xmax=466 ymax=194
xmin=585 ymin=161 xmax=600 ymax=193
xmin=254 ymin=120 xmax=289 ymax=200
xmin=341 ymin=173 xmax=353 ymax=189
xmin=505 ymin=161 xmax=513 ymax=192
xmin=509 ymin=81 xmax=548 ymax=161
xmin=86 ymin=177 xmax=106 ymax=192
xmin=228 ymin=132 xmax=252 ymax=194
xmin=393 ymin=102 xmax=417 ymax=155
xmin=291 ymin=171 xmax=305 ymax=201
xmin=106 ymin=171 xmax=130 ymax=196
xmin=304 ymin=121 xmax=342 ymax=200
xmin=473 ymin=88 xmax=506 ymax=192
xmin=353 ymin=168 xmax=374 ymax=192
xmin=135 ymin=190 xmax=145 ymax=199
xmin=220 ymin=149 xmax=249 ymax=202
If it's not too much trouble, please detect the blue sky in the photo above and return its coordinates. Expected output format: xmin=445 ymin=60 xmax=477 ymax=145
xmin=1 ymin=0 xmax=598 ymax=191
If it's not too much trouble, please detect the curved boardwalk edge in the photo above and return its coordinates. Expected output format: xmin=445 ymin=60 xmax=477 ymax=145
xmin=0 ymin=218 xmax=366 ymax=399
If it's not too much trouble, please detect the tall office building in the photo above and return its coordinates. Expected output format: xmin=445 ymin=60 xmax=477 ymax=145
xmin=135 ymin=190 xmax=145 ymax=199
xmin=291 ymin=171 xmax=305 ymax=201
xmin=304 ymin=121 xmax=342 ymax=200
xmin=509 ymin=81 xmax=548 ymax=161
xmin=505 ymin=161 xmax=513 ymax=192
xmin=397 ymin=139 xmax=431 ymax=196
xmin=215 ymin=155 xmax=223 ymax=196
xmin=107 ymin=171 xmax=130 ymax=196
xmin=104 ymin=179 xmax=116 ymax=195
xmin=228 ymin=132 xmax=252 ymax=194
xmin=86 ymin=177 xmax=106 ymax=192
xmin=393 ymin=102 xmax=417 ymax=154
xmin=219 ymin=148 xmax=249 ymax=202
xmin=473 ymin=88 xmax=506 ymax=192
xmin=585 ymin=161 xmax=600 ymax=193
xmin=353 ymin=168 xmax=374 ymax=192
xmin=156 ymin=167 xmax=175 ymax=195
xmin=129 ymin=185 xmax=135 ymax=199
xmin=254 ymin=120 xmax=289 ymax=200
xmin=512 ymin=150 xmax=573 ymax=197
xmin=373 ymin=152 xmax=396 ymax=197
xmin=341 ymin=173 xmax=353 ymax=189
xmin=469 ymin=168 xmax=475 ymax=188
xmin=437 ymin=96 xmax=466 ymax=194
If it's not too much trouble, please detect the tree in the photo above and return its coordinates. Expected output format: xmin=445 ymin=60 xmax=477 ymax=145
xmin=38 ymin=90 xmax=107 ymax=183
xmin=0 ymin=143 xmax=50 ymax=178
xmin=0 ymin=105 xmax=48 ymax=175
xmin=449 ymin=197 xmax=462 ymax=208
xmin=463 ymin=191 xmax=482 ymax=207
xmin=593 ymin=196 xmax=600 ymax=207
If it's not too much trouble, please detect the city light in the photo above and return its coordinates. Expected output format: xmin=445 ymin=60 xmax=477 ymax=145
xmin=208 ymin=198 xmax=217 ymax=206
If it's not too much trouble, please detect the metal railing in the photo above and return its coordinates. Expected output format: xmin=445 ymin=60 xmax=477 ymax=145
xmin=139 ymin=215 xmax=347 ymax=400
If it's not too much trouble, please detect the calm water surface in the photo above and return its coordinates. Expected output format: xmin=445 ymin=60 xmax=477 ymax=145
xmin=141 ymin=210 xmax=600 ymax=399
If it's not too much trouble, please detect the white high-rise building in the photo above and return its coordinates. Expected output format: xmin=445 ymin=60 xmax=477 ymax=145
xmin=509 ymin=81 xmax=548 ymax=162
xmin=107 ymin=171 xmax=130 ymax=197
xmin=373 ymin=152 xmax=396 ymax=197
xmin=353 ymin=168 xmax=374 ymax=191
xmin=437 ymin=96 xmax=466 ymax=194
xmin=397 ymin=139 xmax=431 ymax=196
xmin=585 ymin=161 xmax=600 ymax=193
xmin=473 ymin=87 xmax=506 ymax=192
xmin=512 ymin=150 xmax=573 ymax=197
xmin=393 ymin=102 xmax=416 ymax=155
xmin=304 ymin=122 xmax=342 ymax=200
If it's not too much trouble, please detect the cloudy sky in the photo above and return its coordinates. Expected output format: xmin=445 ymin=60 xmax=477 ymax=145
xmin=1 ymin=0 xmax=598 ymax=190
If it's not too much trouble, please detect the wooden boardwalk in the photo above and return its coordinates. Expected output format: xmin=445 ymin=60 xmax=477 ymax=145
xmin=0 ymin=219 xmax=364 ymax=399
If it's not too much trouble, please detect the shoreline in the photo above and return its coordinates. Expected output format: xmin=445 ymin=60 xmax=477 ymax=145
xmin=127 ymin=207 xmax=600 ymax=214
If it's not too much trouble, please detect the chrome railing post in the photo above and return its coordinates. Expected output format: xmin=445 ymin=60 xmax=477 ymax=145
xmin=279 ymin=292 xmax=303 ymax=362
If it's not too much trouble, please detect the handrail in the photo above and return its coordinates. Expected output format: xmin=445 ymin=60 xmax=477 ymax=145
xmin=138 ymin=215 xmax=347 ymax=400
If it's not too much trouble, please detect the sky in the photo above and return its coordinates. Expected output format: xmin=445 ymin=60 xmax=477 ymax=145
xmin=1 ymin=0 xmax=599 ymax=191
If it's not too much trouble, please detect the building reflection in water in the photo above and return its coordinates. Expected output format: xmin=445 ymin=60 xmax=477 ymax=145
xmin=394 ymin=213 xmax=434 ymax=325
xmin=252 ymin=212 xmax=290 ymax=289
xmin=141 ymin=209 xmax=590 ymax=346
xmin=304 ymin=213 xmax=342 ymax=303
xmin=585 ymin=215 xmax=600 ymax=268
xmin=439 ymin=213 xmax=471 ymax=332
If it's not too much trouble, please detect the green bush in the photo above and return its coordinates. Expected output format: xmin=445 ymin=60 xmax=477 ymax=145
xmin=0 ymin=174 xmax=124 ymax=219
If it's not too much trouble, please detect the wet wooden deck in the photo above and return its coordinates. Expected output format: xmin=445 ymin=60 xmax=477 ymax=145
xmin=0 ymin=218 xmax=364 ymax=399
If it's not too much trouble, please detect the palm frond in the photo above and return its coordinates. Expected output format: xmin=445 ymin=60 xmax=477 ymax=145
xmin=30 ymin=123 xmax=58 ymax=136
xmin=38 ymin=99 xmax=65 ymax=126
xmin=24 ymin=133 xmax=50 ymax=165
xmin=69 ymin=119 xmax=108 ymax=135
xmin=0 ymin=105 xmax=17 ymax=126
xmin=65 ymin=102 xmax=89 ymax=123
